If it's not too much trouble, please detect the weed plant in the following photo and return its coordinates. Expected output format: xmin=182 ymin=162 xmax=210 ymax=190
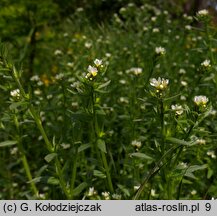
xmin=0 ymin=3 xmax=217 ymax=200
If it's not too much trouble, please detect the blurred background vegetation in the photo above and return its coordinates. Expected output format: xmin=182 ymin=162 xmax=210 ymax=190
xmin=0 ymin=0 xmax=216 ymax=78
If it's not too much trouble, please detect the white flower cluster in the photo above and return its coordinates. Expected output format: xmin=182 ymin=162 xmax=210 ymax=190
xmin=201 ymin=59 xmax=211 ymax=68
xmin=87 ymin=187 xmax=97 ymax=197
xmin=131 ymin=140 xmax=142 ymax=149
xmin=150 ymin=77 xmax=169 ymax=91
xmin=197 ymin=9 xmax=209 ymax=17
xmin=126 ymin=67 xmax=142 ymax=76
xmin=207 ymin=150 xmax=216 ymax=159
xmin=171 ymin=104 xmax=184 ymax=115
xmin=194 ymin=95 xmax=209 ymax=107
xmin=54 ymin=49 xmax=63 ymax=56
xmin=10 ymin=89 xmax=20 ymax=98
xmin=155 ymin=46 xmax=166 ymax=55
xmin=85 ymin=59 xmax=103 ymax=81
xmin=102 ymin=191 xmax=110 ymax=200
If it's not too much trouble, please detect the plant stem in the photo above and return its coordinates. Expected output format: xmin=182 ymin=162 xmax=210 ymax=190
xmin=133 ymin=144 xmax=182 ymax=200
xmin=70 ymin=147 xmax=78 ymax=199
xmin=28 ymin=105 xmax=53 ymax=152
xmin=11 ymin=65 xmax=70 ymax=199
xmin=91 ymin=87 xmax=114 ymax=193
xmin=159 ymin=98 xmax=165 ymax=155
xmin=55 ymin=158 xmax=70 ymax=199
xmin=20 ymin=150 xmax=39 ymax=196
xmin=101 ymin=151 xmax=114 ymax=193
xmin=14 ymin=115 xmax=38 ymax=197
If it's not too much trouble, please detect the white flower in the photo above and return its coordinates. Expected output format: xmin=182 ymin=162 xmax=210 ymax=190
xmin=191 ymin=190 xmax=197 ymax=195
xmin=181 ymin=80 xmax=188 ymax=86
xmin=179 ymin=69 xmax=186 ymax=74
xmin=132 ymin=67 xmax=142 ymax=75
xmin=207 ymin=150 xmax=216 ymax=159
xmin=94 ymin=59 xmax=103 ymax=67
xmin=87 ymin=187 xmax=97 ymax=197
xmin=194 ymin=95 xmax=209 ymax=107
xmin=47 ymin=94 xmax=53 ymax=100
xmin=143 ymin=26 xmax=148 ymax=32
xmin=34 ymin=89 xmax=42 ymax=95
xmin=55 ymin=73 xmax=64 ymax=80
xmin=88 ymin=65 xmax=97 ymax=75
xmin=155 ymin=47 xmax=166 ymax=55
xmin=10 ymin=147 xmax=18 ymax=155
xmin=112 ymin=194 xmax=122 ymax=200
xmin=131 ymin=140 xmax=142 ymax=149
xmin=153 ymin=28 xmax=159 ymax=33
xmin=85 ymin=42 xmax=92 ymax=49
xmin=37 ymin=81 xmax=43 ymax=86
xmin=105 ymin=53 xmax=111 ymax=58
xmin=102 ymin=192 xmax=110 ymax=200
xmin=201 ymin=59 xmax=211 ymax=68
xmin=183 ymin=14 xmax=193 ymax=21
xmin=151 ymin=16 xmax=157 ymax=22
xmin=134 ymin=185 xmax=140 ymax=191
xmin=67 ymin=62 xmax=74 ymax=67
xmin=54 ymin=49 xmax=62 ymax=56
xmin=151 ymin=189 xmax=157 ymax=197
xmin=85 ymin=65 xmax=98 ymax=80
xmin=127 ymin=67 xmax=142 ymax=76
xmin=10 ymin=89 xmax=20 ymax=98
xmin=30 ymin=75 xmax=40 ymax=81
xmin=171 ymin=104 xmax=184 ymax=115
xmin=185 ymin=25 xmax=192 ymax=30
xmin=180 ymin=95 xmax=186 ymax=101
xmin=119 ymin=97 xmax=129 ymax=104
xmin=180 ymin=162 xmax=188 ymax=168
xmin=119 ymin=79 xmax=126 ymax=84
xmin=197 ymin=9 xmax=209 ymax=17
xmin=196 ymin=139 xmax=206 ymax=145
xmin=76 ymin=7 xmax=84 ymax=12
xmin=175 ymin=35 xmax=180 ymax=40
xmin=150 ymin=77 xmax=169 ymax=90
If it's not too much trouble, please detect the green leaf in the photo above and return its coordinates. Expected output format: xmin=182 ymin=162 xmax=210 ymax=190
xmin=28 ymin=177 xmax=42 ymax=184
xmin=164 ymin=93 xmax=181 ymax=101
xmin=184 ymin=172 xmax=196 ymax=179
xmin=47 ymin=177 xmax=59 ymax=185
xmin=207 ymin=168 xmax=213 ymax=179
xmin=71 ymin=112 xmax=92 ymax=123
xmin=9 ymin=101 xmax=28 ymax=110
xmin=184 ymin=165 xmax=208 ymax=179
xmin=28 ymin=176 xmax=59 ymax=185
xmin=97 ymin=80 xmax=111 ymax=90
xmin=73 ymin=182 xmax=88 ymax=197
xmin=95 ymin=109 xmax=106 ymax=115
xmin=0 ymin=140 xmax=17 ymax=147
xmin=130 ymin=152 xmax=153 ymax=160
xmin=44 ymin=153 xmax=57 ymax=163
xmin=186 ymin=164 xmax=208 ymax=173
xmin=78 ymin=143 xmax=91 ymax=153
xmin=97 ymin=139 xmax=107 ymax=153
xmin=93 ymin=170 xmax=106 ymax=179
xmin=166 ymin=137 xmax=195 ymax=146
xmin=117 ymin=184 xmax=130 ymax=197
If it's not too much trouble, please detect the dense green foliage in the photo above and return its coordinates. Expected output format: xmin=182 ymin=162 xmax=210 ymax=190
xmin=0 ymin=1 xmax=217 ymax=200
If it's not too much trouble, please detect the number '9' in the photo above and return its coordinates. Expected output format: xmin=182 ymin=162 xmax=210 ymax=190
xmin=205 ymin=203 xmax=211 ymax=211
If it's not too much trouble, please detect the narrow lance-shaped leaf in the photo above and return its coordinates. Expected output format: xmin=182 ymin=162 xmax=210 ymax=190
xmin=0 ymin=140 xmax=17 ymax=147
